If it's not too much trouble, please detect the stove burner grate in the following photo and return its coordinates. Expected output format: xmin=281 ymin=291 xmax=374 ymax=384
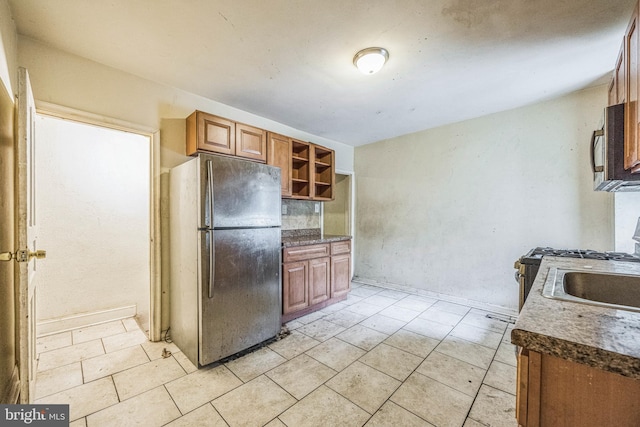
xmin=525 ymin=247 xmax=640 ymax=263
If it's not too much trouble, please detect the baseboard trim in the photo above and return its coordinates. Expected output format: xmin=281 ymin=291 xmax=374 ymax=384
xmin=351 ymin=276 xmax=518 ymax=319
xmin=37 ymin=305 xmax=137 ymax=337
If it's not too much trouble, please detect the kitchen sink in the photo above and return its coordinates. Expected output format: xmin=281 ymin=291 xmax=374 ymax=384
xmin=542 ymin=268 xmax=640 ymax=312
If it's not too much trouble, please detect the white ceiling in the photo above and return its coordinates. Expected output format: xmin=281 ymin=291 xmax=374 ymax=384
xmin=7 ymin=0 xmax=637 ymax=146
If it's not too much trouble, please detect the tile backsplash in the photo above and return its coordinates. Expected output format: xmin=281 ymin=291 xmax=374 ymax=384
xmin=282 ymin=199 xmax=321 ymax=231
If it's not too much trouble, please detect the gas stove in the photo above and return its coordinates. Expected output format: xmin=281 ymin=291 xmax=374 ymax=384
xmin=522 ymin=247 xmax=640 ymax=263
xmin=514 ymin=247 xmax=640 ymax=311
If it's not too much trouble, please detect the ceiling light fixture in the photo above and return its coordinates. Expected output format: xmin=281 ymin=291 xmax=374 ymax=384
xmin=353 ymin=47 xmax=389 ymax=75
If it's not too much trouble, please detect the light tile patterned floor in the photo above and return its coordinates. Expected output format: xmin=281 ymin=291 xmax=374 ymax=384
xmin=34 ymin=282 xmax=519 ymax=427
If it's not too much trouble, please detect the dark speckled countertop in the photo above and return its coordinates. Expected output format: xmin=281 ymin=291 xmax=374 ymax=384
xmin=281 ymin=228 xmax=351 ymax=248
xmin=511 ymin=256 xmax=640 ymax=379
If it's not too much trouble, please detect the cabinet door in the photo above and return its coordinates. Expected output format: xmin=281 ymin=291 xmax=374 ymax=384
xmin=236 ymin=123 xmax=266 ymax=162
xmin=616 ymin=43 xmax=626 ymax=104
xmin=626 ymin=4 xmax=640 ymax=170
xmin=187 ymin=111 xmax=235 ymax=156
xmin=283 ymin=261 xmax=308 ymax=314
xmin=331 ymin=253 xmax=351 ymax=298
xmin=309 ymin=257 xmax=330 ymax=305
xmin=267 ymin=132 xmax=292 ymax=197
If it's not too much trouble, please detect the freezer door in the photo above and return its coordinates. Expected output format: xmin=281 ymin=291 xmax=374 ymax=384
xmin=200 ymin=154 xmax=281 ymax=229
xmin=199 ymin=227 xmax=282 ymax=365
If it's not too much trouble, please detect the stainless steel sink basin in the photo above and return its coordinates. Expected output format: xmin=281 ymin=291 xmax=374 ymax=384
xmin=542 ymin=268 xmax=640 ymax=312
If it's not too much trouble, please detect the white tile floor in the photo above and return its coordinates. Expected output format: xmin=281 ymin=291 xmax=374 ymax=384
xmin=34 ymin=282 xmax=519 ymax=427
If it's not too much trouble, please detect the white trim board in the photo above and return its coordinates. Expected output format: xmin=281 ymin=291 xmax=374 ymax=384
xmin=36 ymin=305 xmax=137 ymax=337
xmin=352 ymin=277 xmax=519 ymax=318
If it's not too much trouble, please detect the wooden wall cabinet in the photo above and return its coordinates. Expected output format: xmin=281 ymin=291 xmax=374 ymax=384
xmin=625 ymin=3 xmax=640 ymax=171
xmin=186 ymin=110 xmax=335 ymax=198
xmin=289 ymin=141 xmax=335 ymax=200
xmin=187 ymin=111 xmax=234 ymax=156
xmin=313 ymin=145 xmax=335 ymax=200
xmin=267 ymin=132 xmax=293 ymax=197
xmin=291 ymin=140 xmax=312 ymax=199
xmin=236 ymin=123 xmax=267 ymax=162
xmin=516 ymin=348 xmax=640 ymax=427
xmin=186 ymin=111 xmax=266 ymax=162
xmin=611 ymin=2 xmax=640 ymax=171
xmin=282 ymin=240 xmax=351 ymax=321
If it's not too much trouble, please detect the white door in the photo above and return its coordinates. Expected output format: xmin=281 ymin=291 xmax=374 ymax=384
xmin=16 ymin=67 xmax=44 ymax=403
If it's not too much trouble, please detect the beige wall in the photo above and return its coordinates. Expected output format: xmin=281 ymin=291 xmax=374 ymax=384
xmin=324 ymin=174 xmax=351 ymax=235
xmin=0 ymin=0 xmax=16 ymax=96
xmin=17 ymin=37 xmax=354 ymax=174
xmin=355 ymin=85 xmax=613 ymax=312
xmin=15 ymin=35 xmax=354 ymax=331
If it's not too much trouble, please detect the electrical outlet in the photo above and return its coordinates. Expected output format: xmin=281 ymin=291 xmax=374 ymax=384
xmin=282 ymin=204 xmax=287 ymax=215
xmin=315 ymin=203 xmax=320 ymax=213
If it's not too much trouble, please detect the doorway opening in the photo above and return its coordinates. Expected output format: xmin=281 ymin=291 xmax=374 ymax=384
xmin=34 ymin=114 xmax=153 ymax=337
xmin=323 ymin=173 xmax=353 ymax=236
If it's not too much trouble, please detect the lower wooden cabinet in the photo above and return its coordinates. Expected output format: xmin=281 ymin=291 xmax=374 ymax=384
xmin=516 ymin=348 xmax=640 ymax=427
xmin=282 ymin=240 xmax=351 ymax=320
xmin=309 ymin=257 xmax=330 ymax=305
xmin=330 ymin=254 xmax=350 ymax=298
xmin=282 ymin=261 xmax=308 ymax=313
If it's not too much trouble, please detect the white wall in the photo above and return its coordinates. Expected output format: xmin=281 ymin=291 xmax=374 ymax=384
xmin=35 ymin=116 xmax=150 ymax=332
xmin=615 ymin=192 xmax=640 ymax=253
xmin=355 ymin=85 xmax=613 ymax=312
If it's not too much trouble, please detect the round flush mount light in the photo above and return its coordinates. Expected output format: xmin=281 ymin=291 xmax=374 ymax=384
xmin=353 ymin=47 xmax=389 ymax=75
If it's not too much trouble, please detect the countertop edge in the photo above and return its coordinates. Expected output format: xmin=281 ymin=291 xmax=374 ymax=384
xmin=511 ymin=256 xmax=640 ymax=380
xmin=281 ymin=234 xmax=351 ymax=248
xmin=511 ymin=328 xmax=640 ymax=379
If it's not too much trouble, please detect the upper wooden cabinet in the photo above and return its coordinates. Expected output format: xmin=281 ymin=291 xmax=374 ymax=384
xmin=289 ymin=140 xmax=335 ymax=200
xmin=291 ymin=140 xmax=312 ymax=199
xmin=187 ymin=111 xmax=234 ymax=156
xmin=313 ymin=145 xmax=335 ymax=200
xmin=186 ymin=111 xmax=266 ymax=162
xmin=186 ymin=110 xmax=335 ymax=198
xmin=236 ymin=123 xmax=267 ymax=162
xmin=626 ymin=3 xmax=640 ymax=171
xmin=266 ymin=132 xmax=292 ymax=197
xmin=613 ymin=2 xmax=640 ymax=171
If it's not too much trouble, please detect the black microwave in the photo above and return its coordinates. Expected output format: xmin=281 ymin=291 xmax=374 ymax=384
xmin=591 ymin=103 xmax=640 ymax=191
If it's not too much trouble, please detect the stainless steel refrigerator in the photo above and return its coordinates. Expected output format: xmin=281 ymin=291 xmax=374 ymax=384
xmin=169 ymin=154 xmax=282 ymax=367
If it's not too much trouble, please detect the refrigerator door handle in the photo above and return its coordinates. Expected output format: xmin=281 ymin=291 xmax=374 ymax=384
xmin=206 ymin=159 xmax=214 ymax=229
xmin=208 ymin=229 xmax=215 ymax=299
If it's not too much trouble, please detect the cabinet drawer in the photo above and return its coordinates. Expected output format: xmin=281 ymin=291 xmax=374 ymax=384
xmin=331 ymin=240 xmax=351 ymax=255
xmin=284 ymin=244 xmax=330 ymax=262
